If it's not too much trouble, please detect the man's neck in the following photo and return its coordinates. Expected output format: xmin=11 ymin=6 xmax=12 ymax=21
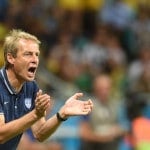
xmin=6 ymin=68 xmax=23 ymax=93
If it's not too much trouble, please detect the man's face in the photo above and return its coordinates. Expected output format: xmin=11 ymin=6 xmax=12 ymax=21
xmin=93 ymin=76 xmax=111 ymax=102
xmin=11 ymin=39 xmax=40 ymax=82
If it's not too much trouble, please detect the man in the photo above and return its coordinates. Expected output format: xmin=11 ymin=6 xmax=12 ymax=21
xmin=80 ymin=74 xmax=128 ymax=150
xmin=0 ymin=29 xmax=93 ymax=150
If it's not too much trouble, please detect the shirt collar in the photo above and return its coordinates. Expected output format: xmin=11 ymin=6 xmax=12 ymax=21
xmin=0 ymin=67 xmax=17 ymax=95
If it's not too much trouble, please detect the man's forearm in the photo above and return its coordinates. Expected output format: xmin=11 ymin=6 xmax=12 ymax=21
xmin=33 ymin=114 xmax=62 ymax=142
xmin=0 ymin=109 xmax=39 ymax=144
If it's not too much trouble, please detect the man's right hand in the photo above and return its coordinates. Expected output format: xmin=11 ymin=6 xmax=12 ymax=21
xmin=35 ymin=90 xmax=51 ymax=118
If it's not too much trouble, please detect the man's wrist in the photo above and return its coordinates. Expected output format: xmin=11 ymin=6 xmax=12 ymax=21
xmin=33 ymin=109 xmax=44 ymax=120
xmin=56 ymin=112 xmax=68 ymax=121
xmin=31 ymin=110 xmax=41 ymax=121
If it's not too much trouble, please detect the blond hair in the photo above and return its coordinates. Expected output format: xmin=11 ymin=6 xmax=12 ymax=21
xmin=3 ymin=29 xmax=41 ymax=68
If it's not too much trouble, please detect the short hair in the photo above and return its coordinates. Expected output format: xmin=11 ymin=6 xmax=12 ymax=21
xmin=3 ymin=29 xmax=41 ymax=68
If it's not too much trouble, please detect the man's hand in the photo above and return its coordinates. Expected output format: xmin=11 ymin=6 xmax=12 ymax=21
xmin=35 ymin=90 xmax=51 ymax=118
xmin=59 ymin=93 xmax=93 ymax=119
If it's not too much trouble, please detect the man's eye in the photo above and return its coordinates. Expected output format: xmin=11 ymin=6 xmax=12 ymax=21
xmin=36 ymin=53 xmax=39 ymax=57
xmin=24 ymin=53 xmax=31 ymax=56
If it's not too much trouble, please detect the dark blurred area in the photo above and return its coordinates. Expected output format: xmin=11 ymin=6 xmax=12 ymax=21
xmin=0 ymin=0 xmax=150 ymax=150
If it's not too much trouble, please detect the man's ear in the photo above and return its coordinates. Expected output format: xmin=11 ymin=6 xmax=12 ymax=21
xmin=7 ymin=53 xmax=15 ymax=65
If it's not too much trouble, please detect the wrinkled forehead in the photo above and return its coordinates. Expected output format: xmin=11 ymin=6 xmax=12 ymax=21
xmin=17 ymin=38 xmax=40 ymax=51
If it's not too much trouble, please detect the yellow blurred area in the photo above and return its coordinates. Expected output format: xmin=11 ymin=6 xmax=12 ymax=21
xmin=0 ymin=23 xmax=8 ymax=67
xmin=84 ymin=0 xmax=104 ymax=10
xmin=58 ymin=0 xmax=104 ymax=11
xmin=58 ymin=0 xmax=150 ymax=11
xmin=0 ymin=46 xmax=4 ymax=67
xmin=0 ymin=23 xmax=8 ymax=41
xmin=58 ymin=0 xmax=84 ymax=10
xmin=124 ymin=0 xmax=150 ymax=10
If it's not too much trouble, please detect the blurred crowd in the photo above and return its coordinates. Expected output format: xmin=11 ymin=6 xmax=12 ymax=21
xmin=0 ymin=0 xmax=150 ymax=150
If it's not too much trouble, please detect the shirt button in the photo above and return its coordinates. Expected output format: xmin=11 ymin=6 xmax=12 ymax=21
xmin=15 ymin=106 xmax=17 ymax=109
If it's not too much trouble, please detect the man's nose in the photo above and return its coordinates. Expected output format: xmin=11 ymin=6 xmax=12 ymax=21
xmin=31 ymin=54 xmax=39 ymax=63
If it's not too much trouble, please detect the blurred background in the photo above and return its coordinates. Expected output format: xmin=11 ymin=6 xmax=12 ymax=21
xmin=0 ymin=0 xmax=150 ymax=150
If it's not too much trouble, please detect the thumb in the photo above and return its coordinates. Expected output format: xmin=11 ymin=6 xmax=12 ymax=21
xmin=37 ymin=89 xmax=42 ymax=97
xmin=65 ymin=93 xmax=83 ymax=104
xmin=71 ymin=93 xmax=83 ymax=100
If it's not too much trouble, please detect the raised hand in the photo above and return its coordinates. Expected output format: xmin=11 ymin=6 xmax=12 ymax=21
xmin=35 ymin=90 xmax=51 ymax=117
xmin=59 ymin=93 xmax=93 ymax=119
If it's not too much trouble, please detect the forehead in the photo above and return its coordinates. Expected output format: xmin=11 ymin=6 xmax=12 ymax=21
xmin=17 ymin=39 xmax=39 ymax=52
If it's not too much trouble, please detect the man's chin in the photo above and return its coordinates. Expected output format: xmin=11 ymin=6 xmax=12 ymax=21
xmin=26 ymin=76 xmax=35 ymax=81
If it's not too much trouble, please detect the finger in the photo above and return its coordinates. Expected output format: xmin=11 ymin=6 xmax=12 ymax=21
xmin=38 ymin=94 xmax=50 ymax=100
xmin=84 ymin=104 xmax=91 ymax=109
xmin=36 ymin=99 xmax=50 ymax=113
xmin=88 ymin=99 xmax=93 ymax=108
xmin=86 ymin=108 xmax=92 ymax=114
xmin=40 ymin=95 xmax=50 ymax=104
xmin=83 ymin=100 xmax=93 ymax=112
xmin=36 ymin=90 xmax=43 ymax=103
xmin=84 ymin=100 xmax=91 ymax=105
xmin=36 ymin=89 xmax=43 ymax=97
xmin=88 ymin=99 xmax=93 ymax=104
xmin=40 ymin=97 xmax=50 ymax=107
xmin=71 ymin=93 xmax=83 ymax=99
xmin=38 ymin=97 xmax=50 ymax=107
xmin=82 ymin=108 xmax=91 ymax=115
xmin=84 ymin=99 xmax=93 ymax=108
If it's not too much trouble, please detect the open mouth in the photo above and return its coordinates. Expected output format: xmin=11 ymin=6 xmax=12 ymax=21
xmin=28 ymin=67 xmax=36 ymax=74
